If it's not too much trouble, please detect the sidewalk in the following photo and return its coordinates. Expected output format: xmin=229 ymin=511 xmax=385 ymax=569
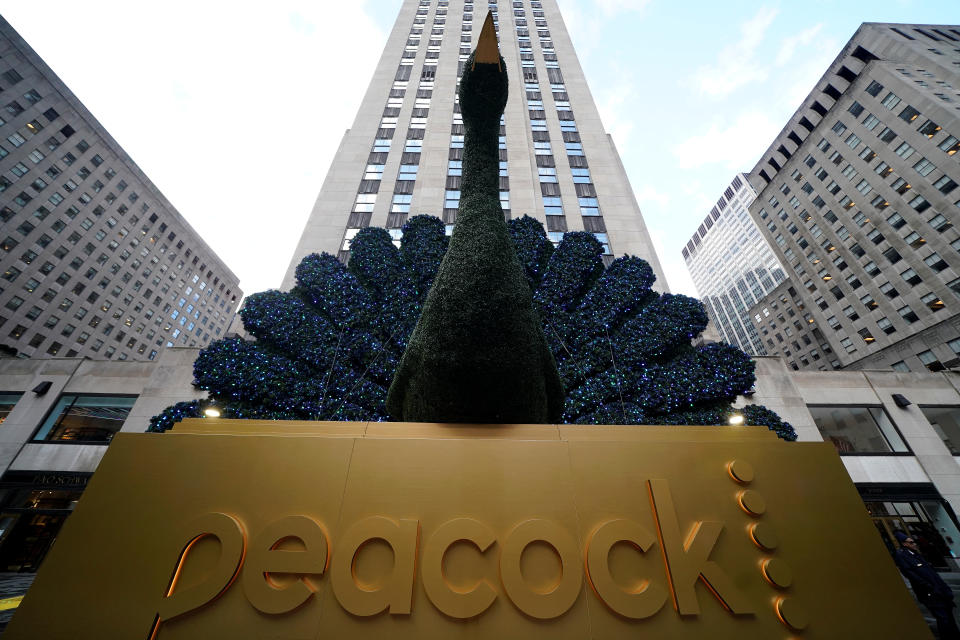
xmin=901 ymin=570 xmax=960 ymax=639
xmin=0 ymin=573 xmax=34 ymax=636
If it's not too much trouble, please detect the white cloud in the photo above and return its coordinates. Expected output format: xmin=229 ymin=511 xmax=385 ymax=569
xmin=662 ymin=254 xmax=699 ymax=297
xmin=648 ymin=227 xmax=698 ymax=296
xmin=692 ymin=6 xmax=778 ymax=98
xmin=634 ymin=185 xmax=670 ymax=209
xmin=555 ymin=0 xmax=602 ymax=54
xmin=595 ymin=79 xmax=637 ymax=148
xmin=779 ymin=35 xmax=843 ymax=109
xmin=595 ymin=0 xmax=651 ymax=16
xmin=671 ymin=111 xmax=782 ymax=170
xmin=775 ymin=23 xmax=823 ymax=66
xmin=556 ymin=0 xmax=649 ymax=56
xmin=558 ymin=0 xmax=649 ymax=21
xmin=689 ymin=191 xmax=718 ymax=218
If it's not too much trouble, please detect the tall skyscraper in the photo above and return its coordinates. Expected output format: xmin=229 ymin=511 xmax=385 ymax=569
xmin=743 ymin=23 xmax=960 ymax=372
xmin=283 ymin=0 xmax=666 ymax=291
xmin=682 ymin=173 xmax=787 ymax=355
xmin=0 ymin=17 xmax=242 ymax=362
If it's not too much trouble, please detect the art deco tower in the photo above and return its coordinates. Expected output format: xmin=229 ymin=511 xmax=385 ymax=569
xmin=283 ymin=0 xmax=666 ymax=291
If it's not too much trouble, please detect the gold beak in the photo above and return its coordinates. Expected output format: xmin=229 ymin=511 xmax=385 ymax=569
xmin=474 ymin=10 xmax=501 ymax=70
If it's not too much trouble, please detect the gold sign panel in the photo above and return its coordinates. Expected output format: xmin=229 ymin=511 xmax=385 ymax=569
xmin=6 ymin=421 xmax=932 ymax=639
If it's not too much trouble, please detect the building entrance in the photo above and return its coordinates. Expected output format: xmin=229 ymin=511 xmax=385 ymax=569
xmin=0 ymin=512 xmax=67 ymax=572
xmin=0 ymin=471 xmax=89 ymax=572
xmin=860 ymin=483 xmax=960 ymax=570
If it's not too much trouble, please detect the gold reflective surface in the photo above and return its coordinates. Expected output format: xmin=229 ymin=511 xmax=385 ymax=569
xmin=6 ymin=422 xmax=932 ymax=639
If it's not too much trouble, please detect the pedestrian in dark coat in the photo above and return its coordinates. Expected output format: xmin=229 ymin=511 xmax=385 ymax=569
xmin=894 ymin=530 xmax=960 ymax=639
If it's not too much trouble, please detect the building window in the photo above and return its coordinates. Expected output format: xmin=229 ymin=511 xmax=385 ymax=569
xmin=919 ymin=406 xmax=960 ymax=456
xmin=934 ymin=175 xmax=958 ymax=194
xmin=352 ymin=194 xmax=376 ymax=213
xmin=918 ymin=349 xmax=942 ymax=371
xmin=897 ymin=305 xmax=919 ymax=323
xmin=444 ymin=190 xmax=460 ymax=210
xmin=922 ymin=292 xmax=944 ymax=311
xmin=950 ymin=338 xmax=960 ymax=356
xmin=543 ymin=196 xmax=563 ymax=216
xmin=363 ymin=164 xmax=384 ymax=181
xmin=390 ymin=194 xmax=412 ymax=214
xmin=0 ymin=394 xmax=21 ymax=424
xmin=924 ymin=253 xmax=949 ymax=272
xmin=894 ymin=142 xmax=915 ymax=160
xmin=881 ymin=92 xmax=902 ymax=110
xmin=878 ymin=281 xmax=899 ymax=298
xmin=32 ymin=395 xmax=137 ymax=443
xmin=913 ymin=157 xmax=936 ymax=177
xmin=939 ymin=135 xmax=960 ymax=155
xmin=899 ymin=105 xmax=920 ymax=123
xmin=903 ymin=232 xmax=924 ymax=249
xmin=578 ymin=197 xmax=599 ymax=216
xmin=808 ymin=405 xmax=908 ymax=454
xmin=538 ymin=167 xmax=557 ymax=183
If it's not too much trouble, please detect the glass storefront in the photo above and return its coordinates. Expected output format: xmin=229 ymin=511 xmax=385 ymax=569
xmin=32 ymin=395 xmax=137 ymax=443
xmin=920 ymin=406 xmax=960 ymax=456
xmin=809 ymin=405 xmax=909 ymax=454
xmin=860 ymin=483 xmax=960 ymax=570
xmin=0 ymin=471 xmax=89 ymax=572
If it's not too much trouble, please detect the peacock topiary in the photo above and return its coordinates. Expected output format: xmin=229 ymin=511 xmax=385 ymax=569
xmin=147 ymin=210 xmax=795 ymax=440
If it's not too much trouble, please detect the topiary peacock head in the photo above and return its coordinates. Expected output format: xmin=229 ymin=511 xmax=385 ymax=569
xmin=458 ymin=11 xmax=508 ymax=130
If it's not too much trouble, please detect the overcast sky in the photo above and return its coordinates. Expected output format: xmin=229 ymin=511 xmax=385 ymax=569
xmin=3 ymin=1 xmax=958 ymax=298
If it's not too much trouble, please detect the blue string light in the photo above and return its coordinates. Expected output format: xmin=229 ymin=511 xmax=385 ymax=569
xmin=148 ymin=214 xmax=795 ymax=440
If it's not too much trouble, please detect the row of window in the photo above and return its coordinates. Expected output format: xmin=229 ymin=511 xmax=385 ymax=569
xmin=0 ymin=392 xmax=136 ymax=444
xmin=516 ymin=6 xmax=610 ymax=255
xmin=345 ymin=0 xmax=460 ymax=252
xmin=4 ymin=385 xmax=956 ymax=462
xmin=0 ymin=60 xmax=236 ymax=359
xmin=756 ymin=83 xmax=960 ymax=363
xmin=758 ymin=264 xmax=960 ymax=373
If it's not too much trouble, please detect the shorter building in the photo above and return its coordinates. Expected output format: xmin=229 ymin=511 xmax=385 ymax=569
xmin=683 ymin=174 xmax=786 ymax=354
xmin=0 ymin=17 xmax=242 ymax=361
xmin=742 ymin=23 xmax=960 ymax=373
xmin=0 ymin=350 xmax=195 ymax=570
xmin=748 ymin=356 xmax=960 ymax=568
xmin=0 ymin=351 xmax=959 ymax=574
